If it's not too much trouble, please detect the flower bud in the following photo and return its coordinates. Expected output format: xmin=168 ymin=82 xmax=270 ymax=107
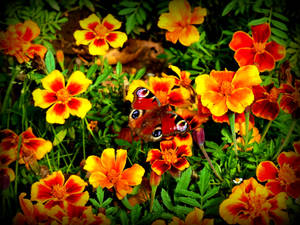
xmin=150 ymin=171 xmax=161 ymax=187
xmin=56 ymin=50 xmax=64 ymax=64
xmin=192 ymin=127 xmax=205 ymax=147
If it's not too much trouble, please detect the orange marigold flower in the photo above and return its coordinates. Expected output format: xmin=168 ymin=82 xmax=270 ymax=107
xmin=229 ymin=23 xmax=286 ymax=72
xmin=0 ymin=128 xmax=52 ymax=169
xmin=256 ymin=151 xmax=300 ymax=199
xmin=126 ymin=76 xmax=191 ymax=108
xmin=31 ymin=170 xmax=89 ymax=209
xmin=195 ymin=65 xmax=262 ymax=117
xmin=251 ymin=83 xmax=281 ymax=120
xmin=74 ymin=14 xmax=127 ymax=55
xmin=162 ymin=65 xmax=192 ymax=89
xmin=84 ymin=148 xmax=145 ymax=200
xmin=157 ymin=0 xmax=207 ymax=46
xmin=0 ymin=20 xmax=47 ymax=63
xmin=146 ymin=136 xmax=192 ymax=177
xmin=32 ymin=70 xmax=92 ymax=124
xmin=279 ymin=79 xmax=300 ymax=119
xmin=13 ymin=193 xmax=61 ymax=225
xmin=219 ymin=177 xmax=289 ymax=225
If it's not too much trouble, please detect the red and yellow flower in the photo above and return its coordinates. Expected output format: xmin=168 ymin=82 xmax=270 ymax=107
xmin=0 ymin=128 xmax=52 ymax=169
xmin=229 ymin=23 xmax=286 ymax=72
xmin=84 ymin=148 xmax=145 ymax=200
xmin=74 ymin=14 xmax=127 ymax=55
xmin=31 ymin=170 xmax=89 ymax=209
xmin=256 ymin=151 xmax=300 ymax=199
xmin=157 ymin=0 xmax=207 ymax=46
xmin=13 ymin=193 xmax=61 ymax=225
xmin=32 ymin=70 xmax=92 ymax=124
xmin=279 ymin=79 xmax=300 ymax=119
xmin=219 ymin=177 xmax=289 ymax=225
xmin=251 ymin=83 xmax=281 ymax=120
xmin=195 ymin=65 xmax=262 ymax=117
xmin=146 ymin=136 xmax=192 ymax=177
xmin=0 ymin=20 xmax=47 ymax=63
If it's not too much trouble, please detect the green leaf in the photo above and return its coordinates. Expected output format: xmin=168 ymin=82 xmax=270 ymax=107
xmin=119 ymin=8 xmax=136 ymax=15
xmin=83 ymin=0 xmax=95 ymax=12
xmin=120 ymin=1 xmax=138 ymax=7
xmin=89 ymin=198 xmax=100 ymax=208
xmin=271 ymin=19 xmax=288 ymax=31
xmin=248 ymin=17 xmax=269 ymax=27
xmin=119 ymin=209 xmax=129 ymax=225
xmin=126 ymin=13 xmax=136 ymax=34
xmin=116 ymin=61 xmax=122 ymax=75
xmin=176 ymin=197 xmax=201 ymax=208
xmin=53 ymin=129 xmax=67 ymax=146
xmin=130 ymin=204 xmax=142 ymax=224
xmin=161 ymin=188 xmax=174 ymax=211
xmin=175 ymin=189 xmax=202 ymax=199
xmin=203 ymin=186 xmax=219 ymax=201
xmin=270 ymin=35 xmax=287 ymax=47
xmin=134 ymin=67 xmax=146 ymax=80
xmin=175 ymin=167 xmax=191 ymax=192
xmin=173 ymin=205 xmax=193 ymax=215
xmin=222 ymin=1 xmax=236 ymax=16
xmin=87 ymin=64 xmax=98 ymax=78
xmin=102 ymin=198 xmax=113 ymax=207
xmin=198 ymin=167 xmax=210 ymax=196
xmin=272 ymin=12 xmax=289 ymax=22
xmin=96 ymin=186 xmax=104 ymax=204
xmin=121 ymin=196 xmax=134 ymax=210
xmin=45 ymin=50 xmax=56 ymax=73
xmin=46 ymin=0 xmax=60 ymax=11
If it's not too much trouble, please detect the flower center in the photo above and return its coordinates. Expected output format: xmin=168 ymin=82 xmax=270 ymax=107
xmin=253 ymin=42 xmax=266 ymax=54
xmin=94 ymin=24 xmax=108 ymax=38
xmin=107 ymin=169 xmax=120 ymax=184
xmin=267 ymin=87 xmax=279 ymax=102
xmin=220 ymin=81 xmax=233 ymax=95
xmin=56 ymin=88 xmax=70 ymax=102
xmin=51 ymin=184 xmax=66 ymax=199
xmin=162 ymin=149 xmax=178 ymax=164
xmin=278 ymin=164 xmax=296 ymax=184
xmin=247 ymin=190 xmax=271 ymax=218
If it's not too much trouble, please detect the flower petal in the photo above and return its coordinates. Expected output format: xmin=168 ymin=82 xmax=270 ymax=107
xmin=106 ymin=31 xmax=127 ymax=48
xmin=65 ymin=191 xmax=89 ymax=206
xmin=277 ymin=152 xmax=300 ymax=168
xmin=185 ymin=208 xmax=204 ymax=225
xmin=79 ymin=14 xmax=101 ymax=30
xmin=251 ymin=23 xmax=270 ymax=44
xmin=27 ymin=44 xmax=47 ymax=60
xmin=66 ymin=71 xmax=92 ymax=96
xmin=121 ymin=164 xmax=145 ymax=186
xmin=254 ymin=51 xmax=276 ymax=72
xmin=293 ymin=141 xmax=300 ymax=154
xmin=65 ymin=175 xmax=87 ymax=194
xmin=178 ymin=25 xmax=199 ymax=46
xmin=0 ymin=129 xmax=18 ymax=152
xmin=168 ymin=87 xmax=189 ymax=106
xmin=157 ymin=13 xmax=177 ymax=31
xmin=172 ymin=157 xmax=190 ymax=171
xmin=166 ymin=30 xmax=181 ymax=44
xmin=100 ymin=148 xmax=116 ymax=171
xmin=152 ymin=160 xmax=171 ymax=176
xmin=89 ymin=171 xmax=113 ymax=189
xmin=88 ymin=38 xmax=109 ymax=55
xmin=190 ymin=7 xmax=207 ymax=24
xmin=115 ymin=149 xmax=127 ymax=173
xmin=287 ymin=180 xmax=300 ymax=198
xmin=265 ymin=41 xmax=286 ymax=61
xmin=21 ymin=138 xmax=52 ymax=160
xmin=201 ymin=91 xmax=227 ymax=116
xmin=227 ymin=88 xmax=254 ymax=113
xmin=41 ymin=70 xmax=65 ymax=92
xmin=67 ymin=97 xmax=91 ymax=118
xmin=176 ymin=145 xmax=192 ymax=157
xmin=18 ymin=193 xmax=34 ymax=218
xmin=265 ymin=180 xmax=285 ymax=195
xmin=195 ymin=74 xmax=219 ymax=95
xmin=46 ymin=103 xmax=69 ymax=124
xmin=252 ymin=99 xmax=279 ymax=120
xmin=73 ymin=30 xmax=95 ymax=45
xmin=146 ymin=149 xmax=162 ymax=164
xmin=32 ymin=89 xmax=57 ymax=109
xmin=84 ymin=155 xmax=105 ymax=173
xmin=219 ymin=199 xmax=247 ymax=224
xmin=229 ymin=31 xmax=253 ymax=51
xmin=234 ymin=48 xmax=256 ymax=67
xmin=17 ymin=20 xmax=40 ymax=41
xmin=256 ymin=161 xmax=278 ymax=182
xmin=280 ymin=94 xmax=297 ymax=114
xmin=232 ymin=65 xmax=261 ymax=88
xmin=169 ymin=0 xmax=191 ymax=21
xmin=102 ymin=14 xmax=122 ymax=30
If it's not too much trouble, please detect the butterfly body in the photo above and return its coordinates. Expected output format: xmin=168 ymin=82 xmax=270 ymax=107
xmin=128 ymin=87 xmax=188 ymax=142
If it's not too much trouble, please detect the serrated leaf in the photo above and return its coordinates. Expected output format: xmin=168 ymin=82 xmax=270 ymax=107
xmin=130 ymin=204 xmax=142 ymax=224
xmin=121 ymin=196 xmax=134 ymax=210
xmin=126 ymin=13 xmax=136 ymax=34
xmin=161 ymin=188 xmax=174 ymax=211
xmin=176 ymin=197 xmax=201 ymax=208
xmin=198 ymin=167 xmax=210 ymax=196
xmin=87 ymin=64 xmax=98 ymax=78
xmin=53 ymin=129 xmax=67 ymax=146
xmin=120 ymin=1 xmax=138 ymax=7
xmin=271 ymin=19 xmax=288 ymax=31
xmin=175 ymin=189 xmax=202 ymax=199
xmin=272 ymin=28 xmax=288 ymax=39
xmin=202 ymin=196 xmax=224 ymax=209
xmin=203 ymin=186 xmax=220 ymax=201
xmin=173 ymin=205 xmax=193 ymax=215
xmin=271 ymin=35 xmax=287 ymax=47
xmin=272 ymin=12 xmax=289 ymax=22
xmin=175 ymin=167 xmax=191 ymax=192
xmin=45 ymin=50 xmax=56 ymax=73
xmin=102 ymin=198 xmax=113 ymax=207
xmin=46 ymin=0 xmax=60 ymax=11
xmin=89 ymin=198 xmax=101 ymax=208
xmin=119 ymin=8 xmax=136 ymax=15
xmin=119 ymin=209 xmax=129 ymax=225
xmin=248 ymin=17 xmax=269 ymax=27
xmin=134 ymin=67 xmax=146 ymax=80
xmin=222 ymin=1 xmax=236 ymax=16
xmin=96 ymin=186 xmax=104 ymax=204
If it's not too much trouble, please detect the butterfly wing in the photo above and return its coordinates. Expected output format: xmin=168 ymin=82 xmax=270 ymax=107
xmin=161 ymin=111 xmax=189 ymax=137
xmin=132 ymin=87 xmax=160 ymax=110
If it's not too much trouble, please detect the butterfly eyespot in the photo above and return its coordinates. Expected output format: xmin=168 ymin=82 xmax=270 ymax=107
xmin=129 ymin=109 xmax=143 ymax=119
xmin=176 ymin=120 xmax=188 ymax=132
xmin=136 ymin=88 xmax=150 ymax=98
xmin=152 ymin=127 xmax=162 ymax=140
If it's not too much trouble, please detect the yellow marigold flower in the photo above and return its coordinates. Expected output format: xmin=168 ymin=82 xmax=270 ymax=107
xmin=195 ymin=65 xmax=262 ymax=117
xmin=74 ymin=14 xmax=127 ymax=55
xmin=32 ymin=70 xmax=92 ymax=124
xmin=84 ymin=148 xmax=145 ymax=200
xmin=157 ymin=0 xmax=207 ymax=46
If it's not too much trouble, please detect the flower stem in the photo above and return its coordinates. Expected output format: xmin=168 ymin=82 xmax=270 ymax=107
xmin=199 ymin=144 xmax=223 ymax=181
xmin=82 ymin=119 xmax=86 ymax=160
xmin=150 ymin=185 xmax=157 ymax=212
xmin=272 ymin=119 xmax=297 ymax=160
xmin=228 ymin=112 xmax=241 ymax=173
xmin=14 ymin=135 xmax=22 ymax=198
xmin=260 ymin=120 xmax=273 ymax=144
xmin=243 ymin=109 xmax=250 ymax=151
xmin=1 ymin=68 xmax=18 ymax=113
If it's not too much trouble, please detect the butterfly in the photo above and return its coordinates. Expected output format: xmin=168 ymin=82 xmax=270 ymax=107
xmin=128 ymin=87 xmax=189 ymax=142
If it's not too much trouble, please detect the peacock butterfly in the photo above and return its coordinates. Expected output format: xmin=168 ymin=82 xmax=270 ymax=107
xmin=128 ymin=87 xmax=189 ymax=142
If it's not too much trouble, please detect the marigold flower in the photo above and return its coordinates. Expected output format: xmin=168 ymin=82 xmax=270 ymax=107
xmin=146 ymin=136 xmax=192 ymax=176
xmin=195 ymin=65 xmax=262 ymax=117
xmin=74 ymin=14 xmax=127 ymax=55
xmin=0 ymin=20 xmax=47 ymax=63
xmin=256 ymin=151 xmax=300 ymax=199
xmin=0 ymin=149 xmax=17 ymax=189
xmin=31 ymin=170 xmax=89 ymax=209
xmin=32 ymin=70 xmax=92 ymax=124
xmin=229 ymin=23 xmax=286 ymax=72
xmin=126 ymin=76 xmax=191 ymax=107
xmin=157 ymin=0 xmax=207 ymax=46
xmin=279 ymin=79 xmax=300 ymax=119
xmin=162 ymin=65 xmax=192 ymax=89
xmin=251 ymin=83 xmax=281 ymax=120
xmin=84 ymin=148 xmax=145 ymax=200
xmin=0 ymin=128 xmax=52 ymax=169
xmin=13 ymin=193 xmax=61 ymax=225
xmin=219 ymin=177 xmax=289 ymax=225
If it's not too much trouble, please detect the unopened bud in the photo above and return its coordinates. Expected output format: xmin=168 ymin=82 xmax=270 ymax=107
xmin=150 ymin=171 xmax=161 ymax=187
xmin=56 ymin=50 xmax=65 ymax=70
xmin=192 ymin=127 xmax=205 ymax=147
